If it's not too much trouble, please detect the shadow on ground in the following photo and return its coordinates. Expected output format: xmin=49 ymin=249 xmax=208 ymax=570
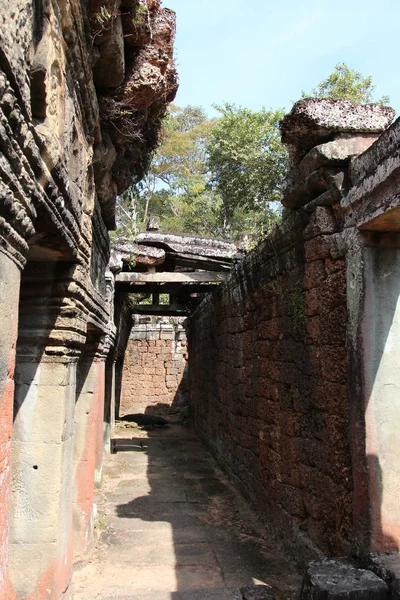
xmin=72 ymin=423 xmax=301 ymax=599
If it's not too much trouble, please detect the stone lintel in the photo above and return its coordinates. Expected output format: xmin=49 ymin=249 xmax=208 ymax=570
xmin=131 ymin=304 xmax=192 ymax=317
xmin=116 ymin=271 xmax=226 ymax=284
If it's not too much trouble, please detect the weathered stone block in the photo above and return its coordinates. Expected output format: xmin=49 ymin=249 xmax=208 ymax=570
xmin=304 ymin=189 xmax=342 ymax=211
xmin=305 ymin=168 xmax=346 ymax=198
xmin=282 ymin=180 xmax=311 ymax=208
xmin=301 ymin=558 xmax=389 ymax=599
xmin=281 ymin=99 xmax=395 ymax=163
xmin=304 ymin=260 xmax=326 ymax=289
xmin=304 ymin=235 xmax=341 ymax=261
xmin=368 ymin=553 xmax=400 ymax=599
xmin=304 ymin=206 xmax=338 ymax=240
xmin=318 ymin=347 xmax=347 ymax=384
xmin=299 ymin=135 xmax=381 ymax=180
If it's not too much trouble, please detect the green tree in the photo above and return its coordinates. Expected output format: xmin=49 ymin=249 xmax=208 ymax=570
xmin=206 ymin=103 xmax=288 ymax=241
xmin=114 ymin=103 xmax=288 ymax=244
xmin=113 ymin=105 xmax=222 ymax=239
xmin=302 ymin=62 xmax=390 ymax=105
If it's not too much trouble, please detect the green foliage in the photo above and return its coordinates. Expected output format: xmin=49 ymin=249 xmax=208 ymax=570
xmin=206 ymin=103 xmax=288 ymax=241
xmin=94 ymin=6 xmax=113 ymax=26
xmin=302 ymin=62 xmax=390 ymax=105
xmin=135 ymin=3 xmax=148 ymax=25
xmin=115 ymin=105 xmax=223 ymax=239
xmin=128 ymin=293 xmax=169 ymax=307
xmin=114 ymin=104 xmax=286 ymax=244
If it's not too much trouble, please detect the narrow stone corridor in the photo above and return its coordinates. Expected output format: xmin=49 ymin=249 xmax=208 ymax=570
xmin=72 ymin=423 xmax=301 ymax=599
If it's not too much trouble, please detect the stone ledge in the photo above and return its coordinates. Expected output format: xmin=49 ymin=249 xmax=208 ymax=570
xmin=349 ymin=117 xmax=400 ymax=187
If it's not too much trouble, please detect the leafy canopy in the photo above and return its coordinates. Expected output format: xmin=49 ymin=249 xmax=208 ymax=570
xmin=113 ymin=104 xmax=286 ymax=244
xmin=206 ymin=103 xmax=288 ymax=239
xmin=113 ymin=64 xmax=390 ymax=246
xmin=302 ymin=62 xmax=390 ymax=105
xmin=113 ymin=105 xmax=221 ymax=240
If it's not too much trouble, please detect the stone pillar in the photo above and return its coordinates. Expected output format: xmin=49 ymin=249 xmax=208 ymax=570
xmin=73 ymin=336 xmax=105 ymax=554
xmin=103 ymin=355 xmax=116 ymax=454
xmin=114 ymin=357 xmax=124 ymax=420
xmin=103 ymin=269 xmax=116 ymax=456
xmin=347 ymin=234 xmax=400 ymax=555
xmin=11 ymin=354 xmax=78 ymax=599
xmin=9 ymin=261 xmax=88 ymax=600
xmin=361 ymin=242 xmax=400 ymax=552
xmin=94 ymin=359 xmax=106 ymax=488
xmin=0 ymin=251 xmax=22 ymax=600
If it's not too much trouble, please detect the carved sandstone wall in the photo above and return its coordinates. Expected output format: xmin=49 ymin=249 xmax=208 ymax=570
xmin=189 ymin=100 xmax=400 ymax=562
xmin=0 ymin=1 xmax=177 ymax=598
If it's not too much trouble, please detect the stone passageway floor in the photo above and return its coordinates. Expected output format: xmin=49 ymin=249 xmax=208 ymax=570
xmin=72 ymin=423 xmax=301 ymax=599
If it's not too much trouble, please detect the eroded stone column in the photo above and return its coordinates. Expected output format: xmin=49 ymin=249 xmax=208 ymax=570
xmin=73 ymin=338 xmax=105 ymax=554
xmin=94 ymin=359 xmax=106 ymax=487
xmin=9 ymin=261 xmax=89 ymax=599
xmin=11 ymin=354 xmax=78 ymax=599
xmin=103 ymin=356 xmax=116 ymax=454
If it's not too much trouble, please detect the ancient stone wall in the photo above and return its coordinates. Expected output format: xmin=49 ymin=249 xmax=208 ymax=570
xmin=120 ymin=320 xmax=188 ymax=416
xmin=189 ymin=209 xmax=352 ymax=559
xmin=189 ymin=100 xmax=400 ymax=562
xmin=0 ymin=0 xmax=177 ymax=598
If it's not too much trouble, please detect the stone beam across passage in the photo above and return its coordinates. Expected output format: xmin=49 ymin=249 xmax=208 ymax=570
xmin=116 ymin=271 xmax=227 ymax=284
xmin=131 ymin=304 xmax=192 ymax=316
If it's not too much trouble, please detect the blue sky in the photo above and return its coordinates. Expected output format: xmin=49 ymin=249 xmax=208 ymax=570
xmin=165 ymin=0 xmax=400 ymax=118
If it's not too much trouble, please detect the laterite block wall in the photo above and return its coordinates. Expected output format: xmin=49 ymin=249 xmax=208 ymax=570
xmin=120 ymin=321 xmax=188 ymax=416
xmin=189 ymin=208 xmax=352 ymax=559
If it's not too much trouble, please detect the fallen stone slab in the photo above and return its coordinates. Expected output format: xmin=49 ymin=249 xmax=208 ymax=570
xmin=135 ymin=231 xmax=241 ymax=260
xmin=301 ymin=557 xmax=389 ymax=599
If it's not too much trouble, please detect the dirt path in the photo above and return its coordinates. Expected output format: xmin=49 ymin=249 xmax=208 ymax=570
xmin=72 ymin=423 xmax=301 ymax=599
